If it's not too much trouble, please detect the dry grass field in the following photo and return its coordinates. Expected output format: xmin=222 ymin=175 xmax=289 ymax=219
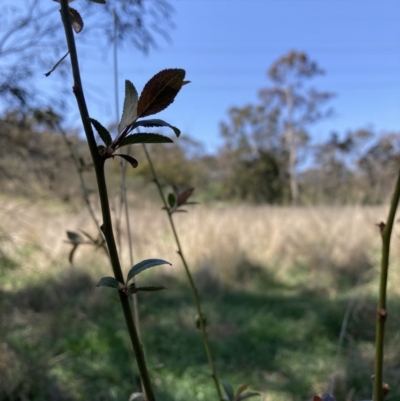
xmin=1 ymin=195 xmax=400 ymax=400
xmin=2 ymin=196 xmax=400 ymax=290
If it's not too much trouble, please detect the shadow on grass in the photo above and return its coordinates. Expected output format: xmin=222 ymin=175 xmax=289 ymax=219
xmin=0 ymin=267 xmax=399 ymax=401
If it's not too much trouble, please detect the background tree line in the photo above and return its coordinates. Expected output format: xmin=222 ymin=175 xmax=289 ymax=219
xmin=0 ymin=2 xmax=398 ymax=206
xmin=1 ymin=98 xmax=399 ymax=206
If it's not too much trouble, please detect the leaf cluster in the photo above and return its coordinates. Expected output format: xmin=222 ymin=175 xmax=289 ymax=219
xmin=90 ymin=69 xmax=189 ymax=168
xmin=165 ymin=187 xmax=198 ymax=214
xmin=97 ymin=259 xmax=171 ymax=295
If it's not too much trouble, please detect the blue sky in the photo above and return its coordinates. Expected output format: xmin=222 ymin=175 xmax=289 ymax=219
xmin=41 ymin=0 xmax=400 ymax=152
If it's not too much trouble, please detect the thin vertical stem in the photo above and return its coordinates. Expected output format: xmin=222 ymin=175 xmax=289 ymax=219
xmin=121 ymin=150 xmax=141 ymax=333
xmin=142 ymin=144 xmax=223 ymax=401
xmin=113 ymin=9 xmax=120 ymax=127
xmin=58 ymin=122 xmax=109 ymax=258
xmin=373 ymin=169 xmax=400 ymax=401
xmin=58 ymin=2 xmax=155 ymax=400
xmin=112 ymin=4 xmax=141 ymax=345
xmin=113 ymin=8 xmax=124 ymax=254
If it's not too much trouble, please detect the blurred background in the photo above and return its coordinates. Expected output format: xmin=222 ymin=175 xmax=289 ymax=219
xmin=1 ymin=1 xmax=400 ymax=400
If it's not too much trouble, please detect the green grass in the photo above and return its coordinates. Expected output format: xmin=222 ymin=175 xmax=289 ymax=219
xmin=2 ymin=258 xmax=399 ymax=401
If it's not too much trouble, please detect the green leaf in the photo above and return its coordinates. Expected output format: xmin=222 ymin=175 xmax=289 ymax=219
xmin=131 ymin=118 xmax=181 ymax=137
xmin=119 ymin=80 xmax=139 ymax=133
xmin=129 ymin=286 xmax=166 ymax=294
xmin=96 ymin=276 xmax=120 ymax=289
xmin=236 ymin=391 xmax=260 ymax=401
xmin=127 ymin=259 xmax=171 ymax=282
xmin=117 ymin=133 xmax=173 ymax=148
xmin=90 ymin=118 xmax=112 ymax=146
xmin=168 ymin=193 xmax=176 ymax=208
xmin=222 ymin=381 xmax=234 ymax=401
xmin=114 ymin=154 xmax=139 ymax=168
xmin=66 ymin=230 xmax=84 ymax=244
xmin=137 ymin=69 xmax=188 ymax=118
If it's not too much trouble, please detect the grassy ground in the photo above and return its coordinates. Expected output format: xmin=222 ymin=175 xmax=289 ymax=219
xmin=1 ymin=197 xmax=400 ymax=401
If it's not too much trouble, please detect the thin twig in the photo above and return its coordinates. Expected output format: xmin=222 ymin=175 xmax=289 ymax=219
xmin=329 ymin=268 xmax=371 ymax=395
xmin=329 ymin=295 xmax=356 ymax=394
xmin=142 ymin=143 xmax=223 ymax=401
xmin=373 ymin=169 xmax=400 ymax=401
xmin=120 ymin=148 xmax=140 ymax=334
xmin=58 ymin=122 xmax=108 ymax=258
xmin=112 ymin=4 xmax=141 ymax=346
xmin=45 ymin=51 xmax=69 ymax=77
xmin=58 ymin=2 xmax=156 ymax=400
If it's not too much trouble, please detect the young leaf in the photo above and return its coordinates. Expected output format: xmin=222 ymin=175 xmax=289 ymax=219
xmin=127 ymin=259 xmax=171 ymax=282
xmin=97 ymin=276 xmax=120 ymax=289
xmin=131 ymin=118 xmax=181 ymax=137
xmin=177 ymin=188 xmax=194 ymax=206
xmin=137 ymin=69 xmax=188 ymax=118
xmin=168 ymin=193 xmax=176 ymax=208
xmin=114 ymin=154 xmax=139 ymax=168
xmin=69 ymin=7 xmax=84 ymax=33
xmin=235 ymin=384 xmax=250 ymax=400
xmin=119 ymin=80 xmax=139 ymax=133
xmin=90 ymin=118 xmax=112 ymax=146
xmin=236 ymin=391 xmax=260 ymax=401
xmin=66 ymin=230 xmax=84 ymax=244
xmin=117 ymin=133 xmax=173 ymax=148
xmin=129 ymin=286 xmax=166 ymax=294
xmin=222 ymin=380 xmax=234 ymax=401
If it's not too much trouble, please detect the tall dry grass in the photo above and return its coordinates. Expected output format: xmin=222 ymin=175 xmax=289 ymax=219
xmin=3 ymin=195 xmax=400 ymax=400
xmin=2 ymin=195 xmax=399 ymax=295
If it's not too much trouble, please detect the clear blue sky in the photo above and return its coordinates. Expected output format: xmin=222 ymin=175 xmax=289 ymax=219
xmin=41 ymin=0 xmax=400 ymax=152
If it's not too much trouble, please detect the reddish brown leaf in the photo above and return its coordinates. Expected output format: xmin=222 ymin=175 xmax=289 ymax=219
xmin=177 ymin=188 xmax=194 ymax=206
xmin=137 ymin=69 xmax=187 ymax=118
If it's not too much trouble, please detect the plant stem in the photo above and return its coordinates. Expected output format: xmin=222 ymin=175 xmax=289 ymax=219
xmin=373 ymin=169 xmax=400 ymax=401
xmin=142 ymin=144 xmax=223 ymax=401
xmin=120 ymin=149 xmax=141 ymax=334
xmin=58 ymin=3 xmax=155 ymax=400
xmin=58 ymin=122 xmax=108 ymax=257
xmin=111 ymin=8 xmax=142 ymax=379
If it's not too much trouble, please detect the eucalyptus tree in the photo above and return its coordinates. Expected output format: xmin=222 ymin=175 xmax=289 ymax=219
xmin=219 ymin=51 xmax=332 ymax=204
xmin=259 ymin=50 xmax=333 ymax=204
